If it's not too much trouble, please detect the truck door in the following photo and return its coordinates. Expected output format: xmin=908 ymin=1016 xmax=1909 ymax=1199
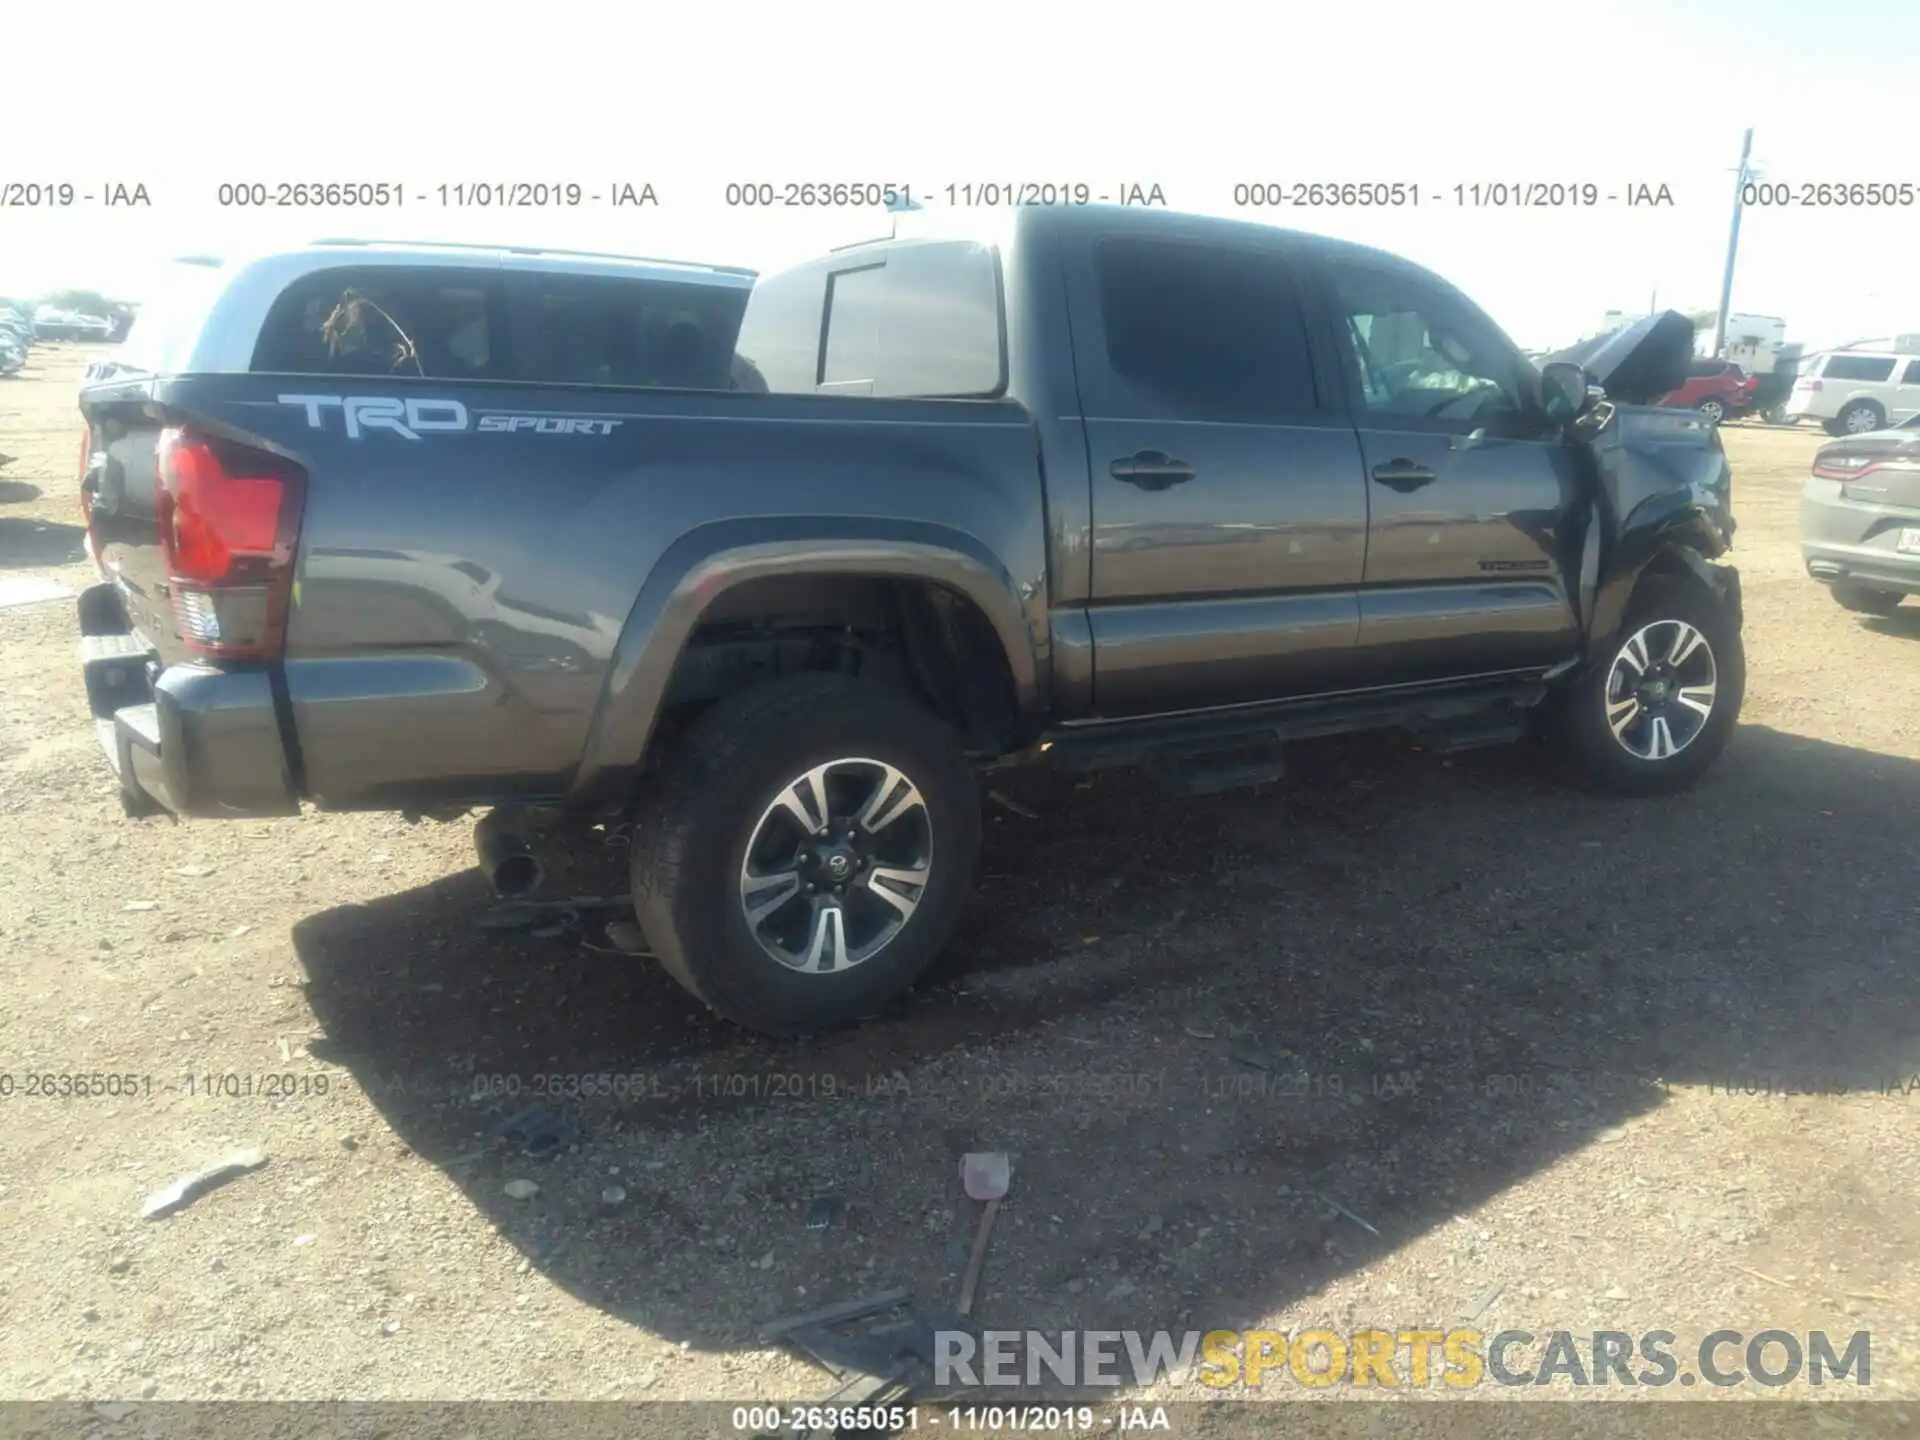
xmin=1063 ymin=224 xmax=1370 ymax=716
xmin=1307 ymin=251 xmax=1582 ymax=684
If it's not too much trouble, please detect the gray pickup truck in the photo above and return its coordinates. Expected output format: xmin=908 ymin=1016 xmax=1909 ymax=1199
xmin=76 ymin=210 xmax=1741 ymax=1034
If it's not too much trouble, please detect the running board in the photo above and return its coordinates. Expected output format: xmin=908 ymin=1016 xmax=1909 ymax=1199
xmin=1046 ymin=675 xmax=1548 ymax=788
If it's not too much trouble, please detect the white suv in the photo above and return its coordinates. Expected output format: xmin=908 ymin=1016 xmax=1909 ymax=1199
xmin=1785 ymin=349 xmax=1920 ymax=435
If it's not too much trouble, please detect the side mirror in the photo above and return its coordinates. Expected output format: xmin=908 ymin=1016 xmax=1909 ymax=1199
xmin=1539 ymin=361 xmax=1591 ymax=422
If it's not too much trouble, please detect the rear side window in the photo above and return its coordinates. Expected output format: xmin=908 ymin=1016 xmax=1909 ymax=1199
xmin=252 ymin=267 xmax=501 ymax=379
xmin=1823 ymin=354 xmax=1897 ymax=382
xmin=504 ymin=272 xmax=748 ymax=390
xmin=252 ymin=265 xmax=751 ymax=389
xmin=1902 ymin=360 xmax=1920 ymax=385
xmin=734 ymin=239 xmax=1005 ymax=399
xmin=1688 ymin=359 xmax=1727 ymax=378
xmin=1094 ymin=237 xmax=1321 ymax=421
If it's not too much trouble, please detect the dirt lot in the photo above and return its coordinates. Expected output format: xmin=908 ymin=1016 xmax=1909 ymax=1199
xmin=3 ymin=346 xmax=1918 ymax=1425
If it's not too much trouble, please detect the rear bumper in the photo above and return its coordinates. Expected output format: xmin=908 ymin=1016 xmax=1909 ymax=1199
xmin=1801 ymin=541 xmax=1920 ymax=592
xmin=77 ymin=582 xmax=300 ymax=819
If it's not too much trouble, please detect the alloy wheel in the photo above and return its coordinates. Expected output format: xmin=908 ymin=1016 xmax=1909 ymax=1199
xmin=1698 ymin=399 xmax=1723 ymax=424
xmin=737 ymin=757 xmax=934 ymax=973
xmin=1604 ymin=619 xmax=1719 ymax=761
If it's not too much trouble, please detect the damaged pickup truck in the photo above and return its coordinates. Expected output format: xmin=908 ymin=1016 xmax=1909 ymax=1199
xmin=74 ymin=211 xmax=1740 ymax=1034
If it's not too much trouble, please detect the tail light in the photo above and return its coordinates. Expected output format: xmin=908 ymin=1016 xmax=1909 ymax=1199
xmin=1802 ymin=379 xmax=1824 ymax=393
xmin=1813 ymin=455 xmax=1920 ymax=483
xmin=154 ymin=428 xmax=306 ymax=660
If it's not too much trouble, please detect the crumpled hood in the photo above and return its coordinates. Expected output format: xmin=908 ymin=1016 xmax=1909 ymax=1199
xmin=1542 ymin=311 xmax=1699 ymax=406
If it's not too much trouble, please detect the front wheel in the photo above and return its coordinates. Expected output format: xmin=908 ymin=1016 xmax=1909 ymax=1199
xmin=630 ymin=674 xmax=981 ymax=1035
xmin=1552 ymin=578 xmax=1744 ymax=796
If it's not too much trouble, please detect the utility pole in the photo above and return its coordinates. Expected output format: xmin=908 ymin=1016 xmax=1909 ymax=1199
xmin=1713 ymin=128 xmax=1755 ymax=358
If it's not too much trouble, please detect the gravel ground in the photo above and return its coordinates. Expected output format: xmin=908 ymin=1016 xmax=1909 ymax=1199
xmin=2 ymin=348 xmax=1918 ymax=1429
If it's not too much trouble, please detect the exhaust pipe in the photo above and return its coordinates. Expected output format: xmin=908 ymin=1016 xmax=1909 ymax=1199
xmin=475 ymin=808 xmax=546 ymax=899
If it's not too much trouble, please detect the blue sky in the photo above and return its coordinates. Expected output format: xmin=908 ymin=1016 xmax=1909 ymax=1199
xmin=5 ymin=0 xmax=1915 ymax=352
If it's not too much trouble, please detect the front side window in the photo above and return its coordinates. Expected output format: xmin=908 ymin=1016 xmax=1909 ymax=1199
xmin=1324 ymin=260 xmax=1526 ymax=428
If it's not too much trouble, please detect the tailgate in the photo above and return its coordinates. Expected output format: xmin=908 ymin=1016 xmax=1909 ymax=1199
xmin=79 ymin=377 xmax=180 ymax=661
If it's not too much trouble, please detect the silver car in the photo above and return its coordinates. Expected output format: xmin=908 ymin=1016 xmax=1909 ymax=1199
xmin=1802 ymin=413 xmax=1920 ymax=614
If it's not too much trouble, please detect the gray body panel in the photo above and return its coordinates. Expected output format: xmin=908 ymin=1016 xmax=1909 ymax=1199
xmin=75 ymin=206 xmax=1740 ymax=820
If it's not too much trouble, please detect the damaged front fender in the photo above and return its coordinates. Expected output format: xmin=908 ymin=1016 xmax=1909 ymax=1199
xmin=1575 ymin=399 xmax=1740 ymax=659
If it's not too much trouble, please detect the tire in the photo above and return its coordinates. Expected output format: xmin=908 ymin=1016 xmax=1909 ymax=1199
xmin=1763 ymin=405 xmax=1788 ymax=426
xmin=1831 ymin=582 xmax=1905 ymax=616
xmin=1553 ymin=577 xmax=1744 ymax=797
xmin=1834 ymin=401 xmax=1885 ymax=436
xmin=1696 ymin=398 xmax=1724 ymax=425
xmin=629 ymin=673 xmax=981 ymax=1035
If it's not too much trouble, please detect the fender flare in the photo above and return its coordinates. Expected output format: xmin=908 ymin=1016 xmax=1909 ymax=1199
xmin=570 ymin=516 xmax=1045 ymax=807
xmin=1585 ymin=499 xmax=1740 ymax=664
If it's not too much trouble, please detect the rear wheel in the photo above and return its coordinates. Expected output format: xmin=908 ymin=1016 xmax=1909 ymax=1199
xmin=1695 ymin=398 xmax=1724 ymax=425
xmin=1830 ymin=401 xmax=1885 ymax=436
xmin=1831 ymin=582 xmax=1905 ymax=616
xmin=630 ymin=673 xmax=981 ymax=1035
xmin=1553 ymin=577 xmax=1743 ymax=796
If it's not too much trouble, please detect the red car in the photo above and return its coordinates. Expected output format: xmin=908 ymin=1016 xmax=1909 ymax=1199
xmin=1656 ymin=359 xmax=1759 ymax=425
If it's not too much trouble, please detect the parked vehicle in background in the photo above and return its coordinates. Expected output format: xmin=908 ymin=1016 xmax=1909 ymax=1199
xmin=1656 ymin=358 xmax=1758 ymax=424
xmin=0 ymin=333 xmax=25 ymax=376
xmin=1786 ymin=349 xmax=1920 ymax=435
xmin=1802 ymin=412 xmax=1920 ymax=614
xmin=33 ymin=308 xmax=114 ymax=342
xmin=1716 ymin=313 xmax=1787 ymax=379
xmin=71 ymin=209 xmax=1741 ymax=1036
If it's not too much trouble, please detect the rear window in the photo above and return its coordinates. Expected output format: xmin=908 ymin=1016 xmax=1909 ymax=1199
xmin=1822 ymin=354 xmax=1897 ymax=382
xmin=734 ymin=239 xmax=1005 ymax=398
xmin=251 ymin=265 xmax=750 ymax=389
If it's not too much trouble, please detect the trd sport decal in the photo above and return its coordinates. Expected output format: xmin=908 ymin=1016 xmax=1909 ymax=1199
xmin=277 ymin=395 xmax=624 ymax=440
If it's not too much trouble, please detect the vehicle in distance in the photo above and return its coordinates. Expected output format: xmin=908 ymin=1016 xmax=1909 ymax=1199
xmin=74 ymin=210 xmax=1743 ymax=1036
xmin=1803 ymin=412 xmax=1920 ymax=615
xmin=34 ymin=307 xmax=114 ymax=342
xmin=1655 ymin=358 xmax=1758 ymax=425
xmin=1785 ymin=348 xmax=1920 ymax=435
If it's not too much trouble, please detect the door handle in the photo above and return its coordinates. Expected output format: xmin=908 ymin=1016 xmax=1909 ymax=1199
xmin=1372 ymin=459 xmax=1437 ymax=492
xmin=1110 ymin=451 xmax=1197 ymax=491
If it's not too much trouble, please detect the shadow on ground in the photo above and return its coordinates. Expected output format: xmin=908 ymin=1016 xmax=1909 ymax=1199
xmin=1861 ymin=606 xmax=1920 ymax=642
xmin=0 ymin=480 xmax=44 ymax=504
xmin=294 ymin=723 xmax=1920 ymax=1367
xmin=0 ymin=517 xmax=85 ymax=568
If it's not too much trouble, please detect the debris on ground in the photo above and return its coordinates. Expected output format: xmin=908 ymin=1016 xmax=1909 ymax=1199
xmin=503 ymin=1179 xmax=539 ymax=1201
xmin=140 ymin=1146 xmax=270 ymax=1220
xmin=1314 ymin=1191 xmax=1381 ymax=1238
xmin=494 ymin=1105 xmax=583 ymax=1160
xmin=987 ymin=789 xmax=1039 ymax=820
xmin=957 ymin=1152 xmax=1011 ymax=1317
xmin=805 ymin=1197 xmax=843 ymax=1231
